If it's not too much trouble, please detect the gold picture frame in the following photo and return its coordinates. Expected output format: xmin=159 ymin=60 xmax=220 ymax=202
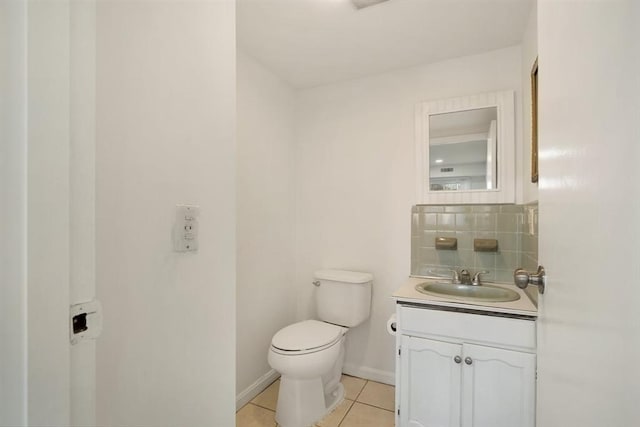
xmin=531 ymin=57 xmax=539 ymax=183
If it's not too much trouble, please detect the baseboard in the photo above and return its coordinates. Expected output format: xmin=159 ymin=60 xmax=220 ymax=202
xmin=343 ymin=363 xmax=395 ymax=386
xmin=236 ymin=369 xmax=280 ymax=411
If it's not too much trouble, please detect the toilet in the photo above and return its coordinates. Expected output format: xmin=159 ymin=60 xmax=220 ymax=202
xmin=268 ymin=269 xmax=373 ymax=427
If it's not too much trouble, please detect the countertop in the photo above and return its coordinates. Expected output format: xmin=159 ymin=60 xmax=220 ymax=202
xmin=392 ymin=276 xmax=538 ymax=317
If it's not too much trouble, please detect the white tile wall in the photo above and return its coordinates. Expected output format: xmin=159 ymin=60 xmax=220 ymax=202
xmin=411 ymin=203 xmax=538 ymax=284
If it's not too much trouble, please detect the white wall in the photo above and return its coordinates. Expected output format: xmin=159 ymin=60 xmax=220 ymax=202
xmin=521 ymin=3 xmax=539 ymax=204
xmin=95 ymin=1 xmax=236 ymax=425
xmin=295 ymin=47 xmax=522 ymax=382
xmin=236 ymin=51 xmax=297 ymax=403
xmin=536 ymin=0 xmax=640 ymax=425
xmin=0 ymin=1 xmax=27 ymax=424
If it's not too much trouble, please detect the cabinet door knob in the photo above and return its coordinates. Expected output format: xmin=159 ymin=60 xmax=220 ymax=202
xmin=454 ymin=355 xmax=462 ymax=364
xmin=464 ymin=357 xmax=473 ymax=365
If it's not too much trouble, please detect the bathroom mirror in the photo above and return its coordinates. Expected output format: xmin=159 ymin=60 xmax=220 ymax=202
xmin=416 ymin=91 xmax=515 ymax=204
xmin=429 ymin=107 xmax=498 ymax=191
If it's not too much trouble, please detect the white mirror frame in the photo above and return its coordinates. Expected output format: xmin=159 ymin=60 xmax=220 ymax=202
xmin=415 ymin=90 xmax=515 ymax=204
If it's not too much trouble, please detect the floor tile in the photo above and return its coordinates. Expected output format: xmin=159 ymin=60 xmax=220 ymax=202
xmin=251 ymin=379 xmax=280 ymax=411
xmin=314 ymin=398 xmax=354 ymax=427
xmin=339 ymin=402 xmax=395 ymax=427
xmin=341 ymin=374 xmax=366 ymax=400
xmin=356 ymin=381 xmax=395 ymax=411
xmin=236 ymin=403 xmax=277 ymax=427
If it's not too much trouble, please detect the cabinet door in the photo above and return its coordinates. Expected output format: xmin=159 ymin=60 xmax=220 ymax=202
xmin=399 ymin=335 xmax=462 ymax=427
xmin=461 ymin=343 xmax=536 ymax=427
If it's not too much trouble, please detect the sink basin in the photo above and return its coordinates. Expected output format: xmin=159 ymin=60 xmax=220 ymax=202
xmin=415 ymin=281 xmax=521 ymax=303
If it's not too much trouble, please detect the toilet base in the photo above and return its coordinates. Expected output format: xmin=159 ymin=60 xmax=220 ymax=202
xmin=275 ymin=377 xmax=345 ymax=427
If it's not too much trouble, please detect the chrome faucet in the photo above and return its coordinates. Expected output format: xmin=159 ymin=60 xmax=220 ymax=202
xmin=451 ymin=269 xmax=489 ymax=286
xmin=459 ymin=269 xmax=472 ymax=285
xmin=472 ymin=270 xmax=489 ymax=286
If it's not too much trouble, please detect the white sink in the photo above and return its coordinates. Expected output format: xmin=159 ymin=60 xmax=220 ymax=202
xmin=415 ymin=281 xmax=521 ymax=303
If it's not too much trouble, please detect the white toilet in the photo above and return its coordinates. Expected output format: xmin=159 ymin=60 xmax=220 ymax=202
xmin=268 ymin=269 xmax=373 ymax=427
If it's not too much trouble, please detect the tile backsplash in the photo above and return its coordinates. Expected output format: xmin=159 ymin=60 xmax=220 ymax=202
xmin=411 ymin=203 xmax=538 ymax=284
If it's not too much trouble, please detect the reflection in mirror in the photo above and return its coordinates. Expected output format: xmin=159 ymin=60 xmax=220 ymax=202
xmin=429 ymin=107 xmax=497 ymax=191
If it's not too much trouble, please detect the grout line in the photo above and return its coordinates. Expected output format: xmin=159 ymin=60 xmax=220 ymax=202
xmin=337 ymin=400 xmax=395 ymax=427
xmin=334 ymin=399 xmax=354 ymax=427
xmin=354 ymin=400 xmax=396 ymax=413
xmin=246 ymin=379 xmax=280 ymax=414
xmin=249 ymin=402 xmax=277 ymax=413
xmin=338 ymin=378 xmax=368 ymax=427
xmin=336 ymin=404 xmax=347 ymax=427
xmin=353 ymin=379 xmax=368 ymax=402
xmin=353 ymin=379 xmax=397 ymax=413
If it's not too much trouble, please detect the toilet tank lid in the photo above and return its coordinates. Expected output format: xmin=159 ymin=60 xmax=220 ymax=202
xmin=314 ymin=269 xmax=373 ymax=284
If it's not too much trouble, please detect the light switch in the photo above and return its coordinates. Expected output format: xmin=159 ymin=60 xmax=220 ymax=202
xmin=174 ymin=204 xmax=200 ymax=252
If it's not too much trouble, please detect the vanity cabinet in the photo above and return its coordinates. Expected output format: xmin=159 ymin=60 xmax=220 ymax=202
xmin=395 ymin=304 xmax=536 ymax=427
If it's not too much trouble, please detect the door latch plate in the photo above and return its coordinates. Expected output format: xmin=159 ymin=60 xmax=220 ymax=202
xmin=70 ymin=300 xmax=102 ymax=345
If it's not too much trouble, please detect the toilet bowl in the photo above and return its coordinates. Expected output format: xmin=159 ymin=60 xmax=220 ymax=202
xmin=267 ymin=270 xmax=373 ymax=427
xmin=268 ymin=320 xmax=347 ymax=427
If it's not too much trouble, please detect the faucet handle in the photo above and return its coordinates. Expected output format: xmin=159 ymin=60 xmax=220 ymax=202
xmin=472 ymin=270 xmax=489 ymax=286
xmin=451 ymin=269 xmax=461 ymax=284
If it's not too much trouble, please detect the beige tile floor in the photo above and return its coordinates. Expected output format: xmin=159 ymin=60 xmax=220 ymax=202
xmin=236 ymin=375 xmax=395 ymax=427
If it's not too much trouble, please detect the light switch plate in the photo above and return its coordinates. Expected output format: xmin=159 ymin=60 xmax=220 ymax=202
xmin=174 ymin=204 xmax=200 ymax=252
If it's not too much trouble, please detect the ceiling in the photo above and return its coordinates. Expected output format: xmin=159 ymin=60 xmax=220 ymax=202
xmin=237 ymin=0 xmax=533 ymax=89
xmin=430 ymin=140 xmax=487 ymax=166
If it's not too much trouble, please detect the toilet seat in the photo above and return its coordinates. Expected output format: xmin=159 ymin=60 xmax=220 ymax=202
xmin=271 ymin=320 xmax=345 ymax=355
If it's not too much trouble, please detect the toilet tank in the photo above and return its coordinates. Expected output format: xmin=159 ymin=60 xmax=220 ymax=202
xmin=315 ymin=269 xmax=373 ymax=328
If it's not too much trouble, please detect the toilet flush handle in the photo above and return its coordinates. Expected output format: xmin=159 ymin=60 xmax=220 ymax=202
xmin=312 ymin=280 xmax=321 ymax=287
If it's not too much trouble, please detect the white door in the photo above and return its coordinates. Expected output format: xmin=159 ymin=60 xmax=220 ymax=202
xmin=0 ymin=1 xmax=28 ymax=424
xmin=14 ymin=1 xmax=98 ymax=425
xmin=68 ymin=1 xmax=98 ymax=424
xmin=536 ymin=1 xmax=640 ymax=425
xmin=461 ymin=344 xmax=535 ymax=427
xmin=9 ymin=1 xmax=237 ymax=426
xmin=24 ymin=1 xmax=73 ymax=425
xmin=399 ymin=335 xmax=462 ymax=427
